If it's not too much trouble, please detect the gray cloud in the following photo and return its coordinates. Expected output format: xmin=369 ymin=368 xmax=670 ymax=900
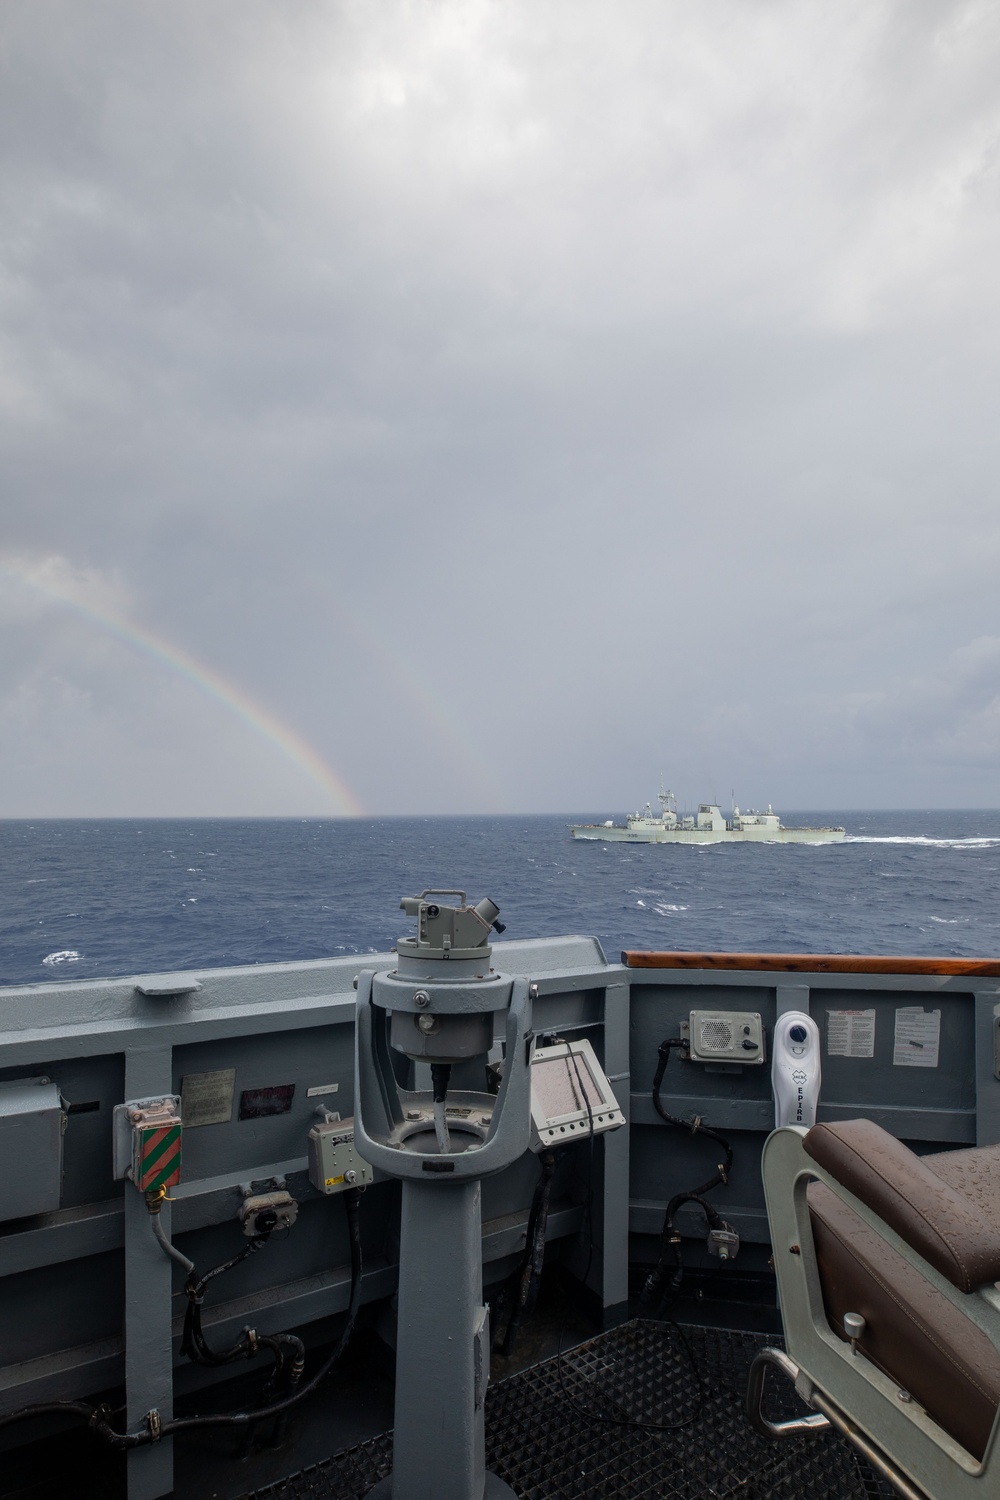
xmin=2 ymin=1 xmax=999 ymax=814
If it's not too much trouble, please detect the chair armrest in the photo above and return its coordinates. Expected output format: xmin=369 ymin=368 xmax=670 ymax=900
xmin=804 ymin=1119 xmax=1000 ymax=1293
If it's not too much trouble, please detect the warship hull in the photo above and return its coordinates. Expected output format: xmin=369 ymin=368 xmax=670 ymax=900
xmin=571 ymin=789 xmax=846 ymax=844
xmin=570 ymin=824 xmax=846 ymax=844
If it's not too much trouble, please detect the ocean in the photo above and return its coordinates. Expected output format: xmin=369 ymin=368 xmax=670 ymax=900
xmin=2 ymin=809 xmax=1000 ymax=988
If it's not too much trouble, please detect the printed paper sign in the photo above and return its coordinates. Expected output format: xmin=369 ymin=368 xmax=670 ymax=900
xmin=826 ymin=1010 xmax=876 ymax=1059
xmin=893 ymin=1008 xmax=941 ymax=1068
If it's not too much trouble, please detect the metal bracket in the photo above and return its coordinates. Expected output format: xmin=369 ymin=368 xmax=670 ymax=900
xmin=746 ymin=1348 xmax=831 ymax=1438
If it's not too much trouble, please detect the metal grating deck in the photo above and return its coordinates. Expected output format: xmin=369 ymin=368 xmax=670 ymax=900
xmin=241 ymin=1321 xmax=896 ymax=1500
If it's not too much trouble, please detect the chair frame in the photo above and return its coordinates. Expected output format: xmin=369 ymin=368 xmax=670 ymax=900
xmin=749 ymin=1125 xmax=1000 ymax=1500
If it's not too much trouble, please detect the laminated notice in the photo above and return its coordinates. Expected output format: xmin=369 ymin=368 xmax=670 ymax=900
xmin=893 ymin=1008 xmax=941 ymax=1068
xmin=826 ymin=1010 xmax=876 ymax=1059
xmin=181 ymin=1068 xmax=236 ymax=1127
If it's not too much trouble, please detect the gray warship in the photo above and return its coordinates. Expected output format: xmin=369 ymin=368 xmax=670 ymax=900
xmin=0 ymin=889 xmax=997 ymax=1500
xmin=571 ymin=790 xmax=847 ymax=844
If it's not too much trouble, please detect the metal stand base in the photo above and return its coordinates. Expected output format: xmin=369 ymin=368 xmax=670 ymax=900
xmin=367 ymin=1473 xmax=517 ymax=1500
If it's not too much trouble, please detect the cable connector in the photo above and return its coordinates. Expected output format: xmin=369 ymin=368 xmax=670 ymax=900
xmin=88 ymin=1403 xmax=113 ymax=1433
xmin=706 ymin=1226 xmax=740 ymax=1261
xmin=640 ymin=1268 xmax=662 ymax=1302
xmin=146 ymin=1409 xmax=162 ymax=1442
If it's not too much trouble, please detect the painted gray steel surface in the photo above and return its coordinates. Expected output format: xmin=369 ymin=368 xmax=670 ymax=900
xmin=1 ymin=939 xmax=998 ymax=1499
xmin=627 ymin=966 xmax=1000 ymax=1259
xmin=0 ymin=1077 xmax=63 ymax=1220
xmin=0 ymin=936 xmax=626 ymax=1500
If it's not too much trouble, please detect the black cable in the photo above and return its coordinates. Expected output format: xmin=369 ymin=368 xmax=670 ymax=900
xmin=0 ymin=1188 xmax=363 ymax=1450
xmin=549 ymin=1076 xmax=706 ymax=1433
xmin=181 ymin=1235 xmax=273 ymax=1367
xmin=153 ymin=1186 xmax=362 ymax=1438
xmin=642 ymin=1038 xmax=734 ymax=1303
xmin=0 ymin=1402 xmax=97 ymax=1430
xmin=547 ymin=1040 xmax=709 ymax=1432
xmin=556 ymin=1317 xmax=707 ymax=1434
xmin=651 ymin=1039 xmax=734 ymax=1194
xmin=497 ymin=1148 xmax=558 ymax=1355
xmin=429 ymin=1063 xmax=450 ymax=1104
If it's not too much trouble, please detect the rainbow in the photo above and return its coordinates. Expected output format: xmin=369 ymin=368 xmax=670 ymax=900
xmin=0 ymin=559 xmax=363 ymax=816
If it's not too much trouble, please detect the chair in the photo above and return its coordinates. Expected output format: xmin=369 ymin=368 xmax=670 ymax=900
xmin=748 ymin=1119 xmax=1000 ymax=1499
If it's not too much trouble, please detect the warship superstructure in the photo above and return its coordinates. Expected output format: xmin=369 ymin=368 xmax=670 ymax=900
xmin=571 ymin=789 xmax=846 ymax=844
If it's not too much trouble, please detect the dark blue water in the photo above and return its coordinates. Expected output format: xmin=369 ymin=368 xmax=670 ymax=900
xmin=2 ymin=811 xmax=999 ymax=986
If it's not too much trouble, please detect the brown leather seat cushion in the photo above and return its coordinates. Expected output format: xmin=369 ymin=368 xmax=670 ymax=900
xmin=808 ymin=1180 xmax=1000 ymax=1461
xmin=925 ymin=1143 xmax=1000 ymax=1221
xmin=804 ymin=1120 xmax=1000 ymax=1293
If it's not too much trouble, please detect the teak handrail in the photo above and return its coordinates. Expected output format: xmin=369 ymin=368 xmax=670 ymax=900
xmin=621 ymin=951 xmax=1000 ymax=977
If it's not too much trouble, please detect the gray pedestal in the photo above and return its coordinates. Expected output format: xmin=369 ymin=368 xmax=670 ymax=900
xmin=367 ymin=1177 xmax=514 ymax=1500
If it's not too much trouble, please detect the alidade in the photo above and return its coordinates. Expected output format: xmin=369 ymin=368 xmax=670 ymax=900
xmin=355 ymin=890 xmax=531 ymax=1500
xmin=397 ymin=890 xmax=505 ymax=957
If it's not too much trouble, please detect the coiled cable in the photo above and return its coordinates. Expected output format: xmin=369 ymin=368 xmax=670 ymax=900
xmin=0 ymin=1188 xmax=363 ymax=1449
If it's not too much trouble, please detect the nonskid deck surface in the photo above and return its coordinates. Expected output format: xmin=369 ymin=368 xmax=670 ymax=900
xmin=240 ymin=1322 xmax=894 ymax=1500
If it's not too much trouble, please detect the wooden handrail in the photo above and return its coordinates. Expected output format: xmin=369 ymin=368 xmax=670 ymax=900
xmin=621 ymin=950 xmax=1000 ymax=977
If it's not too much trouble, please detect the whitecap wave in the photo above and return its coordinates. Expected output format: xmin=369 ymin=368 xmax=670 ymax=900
xmin=844 ymin=836 xmax=1000 ymax=849
xmin=928 ymin=916 xmax=969 ymax=924
xmin=42 ymin=949 xmax=81 ymax=966
xmin=654 ymin=903 xmax=689 ymax=914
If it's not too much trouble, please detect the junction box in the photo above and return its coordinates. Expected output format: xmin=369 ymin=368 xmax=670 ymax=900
xmin=308 ymin=1116 xmax=374 ymax=1195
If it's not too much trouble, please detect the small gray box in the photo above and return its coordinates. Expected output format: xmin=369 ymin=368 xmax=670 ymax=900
xmin=307 ymin=1117 xmax=374 ymax=1194
xmin=685 ymin=1010 xmax=766 ymax=1064
xmin=0 ymin=1078 xmax=64 ymax=1222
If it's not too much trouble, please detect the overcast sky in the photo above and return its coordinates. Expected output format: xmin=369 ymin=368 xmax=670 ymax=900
xmin=2 ymin=0 xmax=999 ymax=816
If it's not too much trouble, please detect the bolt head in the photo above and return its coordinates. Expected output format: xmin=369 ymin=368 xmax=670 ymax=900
xmin=413 ymin=989 xmax=431 ymax=1007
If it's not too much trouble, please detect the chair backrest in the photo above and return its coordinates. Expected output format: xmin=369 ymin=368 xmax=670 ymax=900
xmin=804 ymin=1119 xmax=1000 ymax=1293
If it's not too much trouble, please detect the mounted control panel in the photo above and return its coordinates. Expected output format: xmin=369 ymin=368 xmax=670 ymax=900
xmin=240 ymin=1189 xmax=299 ymax=1238
xmin=529 ymin=1039 xmax=626 ymax=1153
xmin=683 ymin=1010 xmax=766 ymax=1065
xmin=308 ymin=1116 xmax=374 ymax=1195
